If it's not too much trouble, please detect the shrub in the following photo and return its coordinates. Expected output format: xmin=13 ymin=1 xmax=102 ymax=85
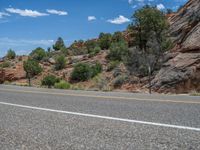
xmin=54 ymin=80 xmax=71 ymax=89
xmin=98 ymin=33 xmax=112 ymax=50
xmin=69 ymin=40 xmax=88 ymax=56
xmin=107 ymin=41 xmax=128 ymax=61
xmin=88 ymin=46 xmax=101 ymax=57
xmin=107 ymin=61 xmax=120 ymax=71
xmin=61 ymin=47 xmax=68 ymax=56
xmin=69 ymin=47 xmax=88 ymax=56
xmin=91 ymin=62 xmax=102 ymax=77
xmin=55 ymin=55 xmax=67 ymax=70
xmin=30 ymin=47 xmax=46 ymax=61
xmin=41 ymin=75 xmax=60 ymax=88
xmin=92 ymin=75 xmax=110 ymax=91
xmin=6 ymin=49 xmax=16 ymax=59
xmin=85 ymin=40 xmax=98 ymax=51
xmin=111 ymin=32 xmax=125 ymax=43
xmin=4 ymin=81 xmax=10 ymax=85
xmin=71 ymin=62 xmax=102 ymax=82
xmin=71 ymin=63 xmax=92 ymax=81
xmin=0 ymin=61 xmax=11 ymax=68
xmin=190 ymin=93 xmax=200 ymax=96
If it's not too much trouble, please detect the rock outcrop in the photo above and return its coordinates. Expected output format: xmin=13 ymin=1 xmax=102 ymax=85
xmin=0 ymin=62 xmax=26 ymax=83
xmin=152 ymin=0 xmax=200 ymax=93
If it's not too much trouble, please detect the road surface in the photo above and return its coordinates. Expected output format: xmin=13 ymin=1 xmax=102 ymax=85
xmin=0 ymin=85 xmax=200 ymax=149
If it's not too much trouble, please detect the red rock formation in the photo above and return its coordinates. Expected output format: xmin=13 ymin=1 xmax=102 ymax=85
xmin=0 ymin=62 xmax=26 ymax=83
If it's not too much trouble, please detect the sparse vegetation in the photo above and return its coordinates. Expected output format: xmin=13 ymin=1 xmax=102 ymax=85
xmin=85 ymin=40 xmax=98 ymax=52
xmin=23 ymin=59 xmax=43 ymax=86
xmin=91 ymin=62 xmax=102 ymax=77
xmin=111 ymin=32 xmax=125 ymax=43
xmin=129 ymin=5 xmax=171 ymax=93
xmin=6 ymin=49 xmax=16 ymax=59
xmin=53 ymin=37 xmax=66 ymax=51
xmin=88 ymin=46 xmax=101 ymax=57
xmin=107 ymin=41 xmax=128 ymax=61
xmin=30 ymin=47 xmax=46 ymax=61
xmin=54 ymin=80 xmax=71 ymax=89
xmin=55 ymin=55 xmax=67 ymax=70
xmin=98 ymin=33 xmax=112 ymax=50
xmin=70 ymin=63 xmax=92 ymax=82
xmin=107 ymin=61 xmax=120 ymax=72
xmin=71 ymin=62 xmax=102 ymax=82
xmin=190 ymin=91 xmax=200 ymax=96
xmin=0 ymin=61 xmax=11 ymax=68
xmin=41 ymin=75 xmax=60 ymax=88
xmin=2 ymin=1 xmax=198 ymax=94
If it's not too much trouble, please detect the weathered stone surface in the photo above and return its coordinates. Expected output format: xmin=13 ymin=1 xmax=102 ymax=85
xmin=48 ymin=58 xmax=56 ymax=64
xmin=152 ymin=52 xmax=200 ymax=93
xmin=0 ymin=62 xmax=26 ymax=83
xmin=152 ymin=0 xmax=200 ymax=93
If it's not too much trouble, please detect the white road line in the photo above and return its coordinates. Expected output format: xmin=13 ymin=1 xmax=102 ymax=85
xmin=0 ymin=101 xmax=200 ymax=132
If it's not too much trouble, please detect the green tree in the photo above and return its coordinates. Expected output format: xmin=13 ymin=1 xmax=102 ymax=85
xmin=133 ymin=5 xmax=171 ymax=93
xmin=53 ymin=37 xmax=66 ymax=51
xmin=23 ymin=59 xmax=43 ymax=86
xmin=30 ymin=47 xmax=46 ymax=61
xmin=55 ymin=55 xmax=66 ymax=70
xmin=6 ymin=49 xmax=16 ymax=59
xmin=41 ymin=75 xmax=60 ymax=88
xmin=98 ymin=33 xmax=112 ymax=50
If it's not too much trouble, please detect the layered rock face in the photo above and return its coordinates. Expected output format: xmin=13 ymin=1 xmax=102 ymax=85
xmin=0 ymin=62 xmax=26 ymax=83
xmin=152 ymin=0 xmax=200 ymax=93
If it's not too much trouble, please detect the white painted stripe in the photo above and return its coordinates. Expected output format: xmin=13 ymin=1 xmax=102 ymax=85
xmin=0 ymin=101 xmax=200 ymax=132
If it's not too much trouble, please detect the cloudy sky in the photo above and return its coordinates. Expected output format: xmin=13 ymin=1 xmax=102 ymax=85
xmin=0 ymin=0 xmax=188 ymax=57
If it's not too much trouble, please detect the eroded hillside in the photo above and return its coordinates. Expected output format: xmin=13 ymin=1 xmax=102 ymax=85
xmin=1 ymin=0 xmax=199 ymax=94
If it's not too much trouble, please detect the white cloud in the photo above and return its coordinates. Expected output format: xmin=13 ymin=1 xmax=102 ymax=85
xmin=46 ymin=9 xmax=68 ymax=16
xmin=107 ymin=15 xmax=130 ymax=24
xmin=88 ymin=16 xmax=96 ymax=21
xmin=6 ymin=8 xmax=48 ymax=17
xmin=157 ymin=4 xmax=165 ymax=10
xmin=0 ymin=12 xmax=10 ymax=18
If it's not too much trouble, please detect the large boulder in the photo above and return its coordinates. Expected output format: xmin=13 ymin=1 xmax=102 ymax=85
xmin=152 ymin=0 xmax=200 ymax=93
xmin=0 ymin=62 xmax=26 ymax=83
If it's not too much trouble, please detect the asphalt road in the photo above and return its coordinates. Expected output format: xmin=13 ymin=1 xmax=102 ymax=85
xmin=0 ymin=85 xmax=200 ymax=150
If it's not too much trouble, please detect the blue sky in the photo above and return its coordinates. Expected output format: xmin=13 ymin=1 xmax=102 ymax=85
xmin=0 ymin=0 xmax=188 ymax=57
